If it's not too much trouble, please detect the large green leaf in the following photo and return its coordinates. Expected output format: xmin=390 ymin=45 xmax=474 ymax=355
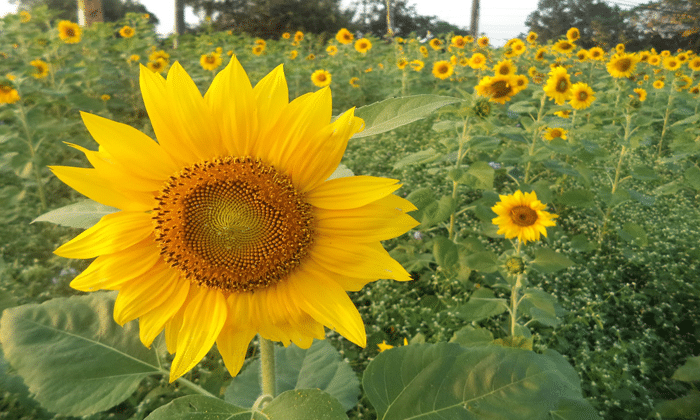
xmin=31 ymin=199 xmax=118 ymax=229
xmin=0 ymin=293 xmax=166 ymax=416
xmin=353 ymin=95 xmax=461 ymax=139
xmin=531 ymin=248 xmax=575 ymax=274
xmin=147 ymin=391 xmax=349 ymax=420
xmin=224 ymin=340 xmax=360 ymax=411
xmin=363 ymin=342 xmax=601 ymax=420
xmin=453 ymin=287 xmax=508 ymax=323
xmin=672 ymin=355 xmax=700 ymax=382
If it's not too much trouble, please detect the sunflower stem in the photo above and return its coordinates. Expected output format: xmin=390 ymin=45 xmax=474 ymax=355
xmin=509 ymin=243 xmax=524 ymax=337
xmin=523 ymin=94 xmax=547 ymax=184
xmin=656 ymin=88 xmax=674 ymax=159
xmin=176 ymin=376 xmax=217 ymax=398
xmin=259 ymin=336 xmax=276 ymax=399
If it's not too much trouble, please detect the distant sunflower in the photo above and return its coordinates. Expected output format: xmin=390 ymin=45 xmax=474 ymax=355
xmin=200 ymin=52 xmax=222 ymax=71
xmin=552 ymin=40 xmax=575 ymax=54
xmin=630 ymin=88 xmax=647 ymax=101
xmin=419 ymin=46 xmax=429 ymax=57
xmin=493 ymin=59 xmax=516 ymax=76
xmin=491 ymin=190 xmax=557 ymax=244
xmin=119 ymin=25 xmax=135 ymax=38
xmin=58 ymin=20 xmax=81 ymax=44
xmin=0 ymin=82 xmax=20 ymax=104
xmin=451 ymin=35 xmax=466 ymax=48
xmin=19 ymin=10 xmax=31 ymax=23
xmin=662 ymin=56 xmax=681 ymax=71
xmin=653 ymin=80 xmax=664 ymax=89
xmin=355 ymin=38 xmax=372 ymax=53
xmin=554 ymin=110 xmax=571 ymax=118
xmin=512 ymin=74 xmax=529 ymax=93
xmin=648 ymin=54 xmax=661 ymax=66
xmin=410 ymin=59 xmax=425 ymax=71
xmin=282 ymin=32 xmax=291 ymax=39
xmin=607 ymin=53 xmax=640 ymax=78
xmin=432 ymin=60 xmax=453 ymax=80
xmin=616 ymin=43 xmax=625 ymax=53
xmin=526 ymin=32 xmax=538 ymax=43
xmin=294 ymin=31 xmax=304 ymax=42
xmin=336 ymin=28 xmax=353 ymax=45
xmin=638 ymin=51 xmax=651 ymax=62
xmin=468 ymin=53 xmax=486 ymax=69
xmin=569 ymin=82 xmax=595 ymax=109
xmin=147 ymin=58 xmax=167 ymax=73
xmin=535 ymin=48 xmax=547 ymax=61
xmin=477 ymin=36 xmax=489 ymax=48
xmin=675 ymin=75 xmax=692 ymax=91
xmin=543 ymin=66 xmax=572 ymax=105
xmin=476 ymin=74 xmax=517 ymax=104
xmin=349 ymin=76 xmax=360 ymax=88
xmin=326 ymin=45 xmax=338 ymax=56
xmin=429 ymin=38 xmax=443 ymax=50
xmin=688 ymin=57 xmax=700 ymax=71
xmin=149 ymin=50 xmax=170 ymax=63
xmin=543 ymin=127 xmax=568 ymax=141
xmin=588 ymin=47 xmax=605 ymax=61
xmin=566 ymin=27 xmax=580 ymax=42
xmin=30 ymin=59 xmax=49 ymax=79
xmin=52 ymin=58 xmax=417 ymax=382
xmin=397 ymin=57 xmax=408 ymax=69
xmin=252 ymin=45 xmax=265 ymax=56
xmin=576 ymin=49 xmax=589 ymax=61
xmin=310 ymin=69 xmax=331 ymax=87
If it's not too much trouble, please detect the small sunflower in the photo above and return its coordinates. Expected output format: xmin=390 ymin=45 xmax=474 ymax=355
xmin=129 ymin=54 xmax=140 ymax=62
xmin=432 ymin=60 xmax=454 ymax=80
xmin=294 ymin=31 xmax=304 ymax=42
xmin=543 ymin=127 xmax=568 ymax=141
xmin=288 ymin=50 xmax=298 ymax=60
xmin=588 ymin=47 xmax=605 ymax=61
xmin=491 ymin=190 xmax=557 ymax=244
xmin=615 ymin=43 xmax=625 ymax=53
xmin=526 ymin=32 xmax=538 ymax=43
xmin=397 ymin=57 xmax=408 ymax=69
xmin=554 ymin=110 xmax=571 ymax=118
xmin=451 ymin=35 xmax=466 ymax=48
xmin=255 ymin=39 xmax=266 ymax=47
xmin=282 ymin=32 xmax=291 ymax=39
xmin=493 ymin=59 xmax=516 ymax=76
xmin=409 ymin=59 xmax=425 ymax=71
xmin=543 ymin=66 xmax=572 ymax=105
xmin=0 ymin=82 xmax=20 ymax=104
xmin=149 ymin=50 xmax=170 ymax=63
xmin=349 ymin=76 xmax=360 ymax=88
xmin=576 ymin=49 xmax=589 ymax=61
xmin=569 ymin=82 xmax=595 ymax=109
xmin=477 ymin=36 xmax=489 ymax=48
xmin=19 ymin=11 xmax=31 ymax=23
xmin=419 ymin=46 xmax=429 ymax=57
xmin=147 ymin=58 xmax=167 ymax=73
xmin=306 ymin=53 xmax=315 ymax=61
xmin=688 ymin=57 xmax=700 ymax=71
xmin=476 ymin=74 xmax=518 ymax=104
xmin=464 ymin=35 xmax=474 ymax=43
xmin=355 ymin=38 xmax=372 ymax=53
xmin=675 ymin=75 xmax=692 ymax=91
xmin=200 ymin=52 xmax=222 ymax=71
xmin=119 ymin=26 xmax=135 ymax=38
xmin=653 ymin=80 xmax=665 ymax=89
xmin=30 ymin=59 xmax=49 ymax=79
xmin=252 ymin=45 xmax=265 ymax=56
xmin=566 ymin=27 xmax=580 ymax=42
xmin=607 ymin=53 xmax=639 ymax=78
xmin=58 ymin=20 xmax=81 ymax=44
xmin=662 ymin=56 xmax=681 ymax=71
xmin=511 ymin=74 xmax=529 ymax=93
xmin=52 ymin=57 xmax=417 ymax=382
xmin=326 ymin=45 xmax=338 ymax=56
xmin=638 ymin=51 xmax=650 ymax=62
xmin=468 ymin=53 xmax=486 ymax=69
xmin=552 ymin=40 xmax=575 ymax=54
xmin=429 ymin=38 xmax=443 ymax=50
xmin=310 ymin=69 xmax=331 ymax=87
xmin=335 ymin=28 xmax=353 ymax=45
xmin=630 ymin=88 xmax=647 ymax=101
xmin=648 ymin=54 xmax=661 ymax=66
xmin=100 ymin=94 xmax=111 ymax=101
xmin=535 ymin=48 xmax=547 ymax=61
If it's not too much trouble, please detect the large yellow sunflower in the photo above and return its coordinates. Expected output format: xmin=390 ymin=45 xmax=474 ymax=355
xmin=335 ymin=28 xmax=354 ymax=45
xmin=491 ymin=190 xmax=557 ymax=244
xmin=493 ymin=59 xmax=516 ymax=76
xmin=432 ymin=60 xmax=454 ymax=80
xmin=51 ymin=58 xmax=417 ymax=382
xmin=607 ymin=52 xmax=640 ymax=78
xmin=569 ymin=82 xmax=595 ymax=109
xmin=58 ymin=20 xmax=81 ymax=44
xmin=543 ymin=66 xmax=572 ymax=105
xmin=475 ymin=74 xmax=518 ymax=104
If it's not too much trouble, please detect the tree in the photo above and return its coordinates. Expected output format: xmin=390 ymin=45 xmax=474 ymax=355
xmin=629 ymin=0 xmax=700 ymax=51
xmin=525 ymin=0 xmax=639 ymax=49
xmin=348 ymin=0 xmax=464 ymax=38
xmin=13 ymin=0 xmax=158 ymax=23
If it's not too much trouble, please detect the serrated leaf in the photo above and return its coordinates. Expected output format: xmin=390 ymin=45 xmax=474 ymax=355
xmin=363 ymin=343 xmax=601 ymax=420
xmin=453 ymin=287 xmax=508 ymax=323
xmin=353 ymin=95 xmax=461 ymax=139
xmin=449 ymin=326 xmax=494 ymax=347
xmin=464 ymin=161 xmax=495 ymax=190
xmin=0 ymin=293 xmax=166 ymax=416
xmin=531 ymin=248 xmax=574 ymax=273
xmin=671 ymin=113 xmax=700 ymax=127
xmin=433 ymin=236 xmax=459 ymax=270
xmin=619 ymin=222 xmax=648 ymax=247
xmin=557 ymin=189 xmax=595 ymax=208
xmin=652 ymin=390 xmax=700 ymax=419
xmin=684 ymin=166 xmax=700 ymax=190
xmin=224 ymin=340 xmax=359 ymax=411
xmin=672 ymin=355 xmax=700 ymax=382
xmin=32 ymin=200 xmax=119 ymax=229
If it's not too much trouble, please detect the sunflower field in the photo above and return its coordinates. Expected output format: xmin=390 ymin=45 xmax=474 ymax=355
xmin=1 ymin=5 xmax=700 ymax=420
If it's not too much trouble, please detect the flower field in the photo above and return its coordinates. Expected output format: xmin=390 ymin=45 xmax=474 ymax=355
xmin=1 ymin=6 xmax=700 ymax=420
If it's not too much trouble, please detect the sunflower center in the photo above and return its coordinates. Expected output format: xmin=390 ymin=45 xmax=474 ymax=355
xmin=616 ymin=58 xmax=631 ymax=72
xmin=153 ymin=156 xmax=314 ymax=293
xmin=491 ymin=80 xmax=512 ymax=98
xmin=498 ymin=65 xmax=509 ymax=75
xmin=510 ymin=206 xmax=538 ymax=227
xmin=66 ymin=28 xmax=75 ymax=37
xmin=317 ymin=73 xmax=327 ymax=81
xmin=206 ymin=55 xmax=216 ymax=63
xmin=556 ymin=78 xmax=569 ymax=93
xmin=577 ymin=90 xmax=588 ymax=100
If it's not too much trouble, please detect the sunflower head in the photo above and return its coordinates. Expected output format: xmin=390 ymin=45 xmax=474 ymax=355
xmin=336 ymin=28 xmax=354 ymax=45
xmin=0 ymin=81 xmax=20 ymax=104
xmin=355 ymin=38 xmax=372 ymax=53
xmin=30 ymin=59 xmax=49 ymax=79
xmin=349 ymin=76 xmax=360 ymax=88
xmin=200 ymin=52 xmax=222 ymax=70
xmin=20 ymin=11 xmax=31 ymax=23
xmin=431 ymin=60 xmax=453 ymax=80
xmin=477 ymin=36 xmax=489 ymax=48
xmin=569 ymin=82 xmax=595 ymax=110
xmin=543 ymin=66 xmax=572 ymax=105
xmin=566 ymin=27 xmax=580 ymax=42
xmin=475 ymin=74 xmax=518 ymax=104
xmin=543 ymin=127 xmax=568 ymax=141
xmin=491 ymin=190 xmax=557 ymax=244
xmin=429 ymin=38 xmax=443 ymax=50
xmin=526 ymin=32 xmax=538 ymax=43
xmin=588 ymin=47 xmax=605 ymax=60
xmin=451 ymin=35 xmax=466 ymax=48
xmin=663 ymin=56 xmax=681 ymax=71
xmin=493 ymin=59 xmax=516 ymax=76
xmin=553 ymin=40 xmax=575 ymax=54
xmin=294 ymin=31 xmax=304 ymax=42
xmin=326 ymin=45 xmax=338 ymax=56
xmin=58 ymin=20 xmax=81 ymax=44
xmin=310 ymin=69 xmax=331 ymax=87
xmin=607 ymin=52 xmax=640 ymax=78
xmin=119 ymin=26 xmax=135 ymax=38
xmin=410 ymin=59 xmax=424 ymax=71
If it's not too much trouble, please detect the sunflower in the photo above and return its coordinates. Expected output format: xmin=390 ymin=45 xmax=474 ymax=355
xmin=689 ymin=84 xmax=700 ymax=96
xmin=349 ymin=76 xmax=360 ymax=88
xmin=58 ymin=20 xmax=81 ymax=44
xmin=451 ymin=35 xmax=466 ymax=48
xmin=588 ymin=47 xmax=605 ymax=61
xmin=310 ymin=69 xmax=331 ymax=87
xmin=566 ymin=27 xmax=580 ymax=42
xmin=0 ymin=82 xmax=20 ymax=104
xmin=147 ymin=58 xmax=167 ymax=73
xmin=491 ymin=190 xmax=557 ymax=244
xmin=464 ymin=35 xmax=474 ymax=43
xmin=252 ymin=45 xmax=265 ymax=56
xmin=688 ymin=57 xmax=700 ymax=71
xmin=638 ymin=51 xmax=650 ymax=62
xmin=128 ymin=54 xmax=140 ymax=62
xmin=554 ymin=110 xmax=571 ymax=118
xmin=51 ymin=58 xmax=417 ymax=382
xmin=294 ymin=31 xmax=304 ymax=42
xmin=662 ymin=56 xmax=681 ymax=71
xmin=648 ymin=54 xmax=661 ymax=66
xmin=19 ymin=10 xmax=31 ymax=23
xmin=419 ymin=46 xmax=429 ymax=57
xmin=615 ymin=43 xmax=625 ymax=53
xmin=288 ymin=50 xmax=298 ymax=60
xmin=326 ymin=45 xmax=338 ymax=56
xmin=255 ymin=39 xmax=266 ymax=47
xmin=101 ymin=94 xmax=111 ymax=101
xmin=477 ymin=36 xmax=489 ymax=48
xmin=475 ymin=74 xmax=518 ymax=104
xmin=355 ymin=38 xmax=372 ymax=53
xmin=660 ymin=50 xmax=670 ymax=57
xmin=432 ymin=60 xmax=453 ymax=80
xmin=410 ymin=59 xmax=425 ymax=71
xmin=511 ymin=74 xmax=529 ymax=93
xmin=119 ymin=26 xmax=135 ymax=38
xmin=493 ymin=59 xmax=516 ymax=76
xmin=306 ymin=53 xmax=315 ymax=61
xmin=607 ymin=53 xmax=639 ymax=78
xmin=543 ymin=127 xmax=568 ymax=141
xmin=526 ymin=32 xmax=538 ymax=43
xmin=675 ymin=75 xmax=692 ymax=91
xmin=429 ymin=38 xmax=442 ymax=50
xmin=568 ymin=82 xmax=595 ymax=109
xmin=676 ymin=52 xmax=689 ymax=63
xmin=149 ymin=50 xmax=170 ymax=63
xmin=458 ymin=56 xmax=469 ymax=67
xmin=200 ymin=52 xmax=222 ymax=71
xmin=630 ymin=88 xmax=647 ymax=101
xmin=468 ymin=53 xmax=486 ymax=69
xmin=543 ymin=66 xmax=572 ymax=105
xmin=282 ymin=32 xmax=290 ymax=39
xmin=653 ymin=80 xmax=664 ymax=89
xmin=552 ymin=40 xmax=575 ymax=54
xmin=335 ymin=28 xmax=353 ymax=45
xmin=397 ymin=57 xmax=408 ymax=69
xmin=576 ymin=49 xmax=589 ymax=61
xmin=30 ymin=59 xmax=49 ymax=79
xmin=535 ymin=48 xmax=547 ymax=61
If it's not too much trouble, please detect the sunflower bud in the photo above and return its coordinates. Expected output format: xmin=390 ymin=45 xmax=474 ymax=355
xmin=505 ymin=256 xmax=525 ymax=274
xmin=473 ymin=99 xmax=491 ymax=118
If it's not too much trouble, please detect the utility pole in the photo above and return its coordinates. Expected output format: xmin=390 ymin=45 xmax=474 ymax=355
xmin=470 ymin=0 xmax=479 ymax=37
xmin=174 ymin=0 xmax=185 ymax=48
xmin=77 ymin=0 xmax=103 ymax=26
xmin=386 ymin=0 xmax=395 ymax=37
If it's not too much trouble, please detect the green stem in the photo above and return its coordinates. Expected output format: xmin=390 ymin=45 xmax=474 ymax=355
xmin=17 ymin=103 xmax=47 ymax=210
xmin=524 ymin=94 xmax=547 ymax=183
xmin=448 ymin=117 xmax=471 ymax=240
xmin=656 ymin=89 xmax=674 ymax=159
xmin=259 ymin=336 xmax=276 ymax=398
xmin=510 ymin=241 xmax=523 ymax=338
xmin=176 ymin=376 xmax=217 ymax=398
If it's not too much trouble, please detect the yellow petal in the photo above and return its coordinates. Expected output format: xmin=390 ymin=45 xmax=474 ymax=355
xmin=113 ymin=264 xmax=180 ymax=325
xmin=306 ymin=176 xmax=401 ymax=210
xmin=315 ymin=194 xmax=419 ymax=242
xmin=253 ymin=64 xmax=288 ymax=139
xmin=80 ymin=112 xmax=178 ymax=181
xmin=169 ymin=286 xmax=227 ymax=382
xmin=289 ymin=265 xmax=366 ymax=347
xmin=50 ymin=166 xmax=154 ymax=211
xmin=55 ymin=211 xmax=153 ymax=259
xmin=216 ymin=324 xmax=256 ymax=377
xmin=69 ymin=237 xmax=161 ymax=291
xmin=310 ymin=237 xmax=411 ymax=281
xmin=139 ymin=279 xmax=190 ymax=347
xmin=204 ymin=55 xmax=258 ymax=157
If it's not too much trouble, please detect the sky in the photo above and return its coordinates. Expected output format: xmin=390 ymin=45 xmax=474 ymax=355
xmin=0 ymin=0 xmax=649 ymax=47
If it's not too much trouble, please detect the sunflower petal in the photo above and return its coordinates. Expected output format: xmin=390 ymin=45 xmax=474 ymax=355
xmin=139 ymin=279 xmax=190 ymax=348
xmin=170 ymin=286 xmax=227 ymax=382
xmin=216 ymin=324 xmax=255 ymax=377
xmin=253 ymin=64 xmax=288 ymax=139
xmin=55 ymin=212 xmax=152 ymax=258
xmin=306 ymin=176 xmax=401 ymax=210
xmin=311 ymin=237 xmax=411 ymax=281
xmin=113 ymin=264 xmax=181 ymax=326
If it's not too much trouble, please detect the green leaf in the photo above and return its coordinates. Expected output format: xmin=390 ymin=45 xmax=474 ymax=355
xmin=531 ymin=248 xmax=574 ymax=273
xmin=652 ymin=390 xmax=700 ymax=419
xmin=392 ymin=148 xmax=441 ymax=170
xmin=570 ymin=234 xmax=596 ymax=252
xmin=0 ymin=293 xmax=166 ymax=417
xmin=363 ymin=343 xmax=601 ymax=420
xmin=671 ymin=113 xmax=700 ymax=127
xmin=433 ymin=236 xmax=459 ymax=270
xmin=353 ymin=95 xmax=461 ymax=139
xmin=147 ymin=391 xmax=349 ymax=420
xmin=520 ymin=289 xmax=563 ymax=327
xmin=453 ymin=287 xmax=508 ymax=323
xmin=462 ymin=250 xmax=499 ymax=273
xmin=619 ymin=222 xmax=648 ymax=247
xmin=684 ymin=166 xmax=700 ymax=190
xmin=557 ymin=189 xmax=596 ymax=208
xmin=420 ymin=195 xmax=456 ymax=228
xmin=224 ymin=340 xmax=360 ymax=411
xmin=32 ymin=199 xmax=118 ymax=229
xmin=672 ymin=355 xmax=700 ymax=382
xmin=449 ymin=326 xmax=494 ymax=347
xmin=630 ymin=165 xmax=658 ymax=181
xmin=464 ymin=161 xmax=495 ymax=190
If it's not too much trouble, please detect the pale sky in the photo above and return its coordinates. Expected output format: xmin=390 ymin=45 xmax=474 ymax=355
xmin=0 ymin=0 xmax=648 ymax=47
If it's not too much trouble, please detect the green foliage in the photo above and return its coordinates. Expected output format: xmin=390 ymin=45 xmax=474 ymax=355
xmin=32 ymin=199 xmax=118 ymax=229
